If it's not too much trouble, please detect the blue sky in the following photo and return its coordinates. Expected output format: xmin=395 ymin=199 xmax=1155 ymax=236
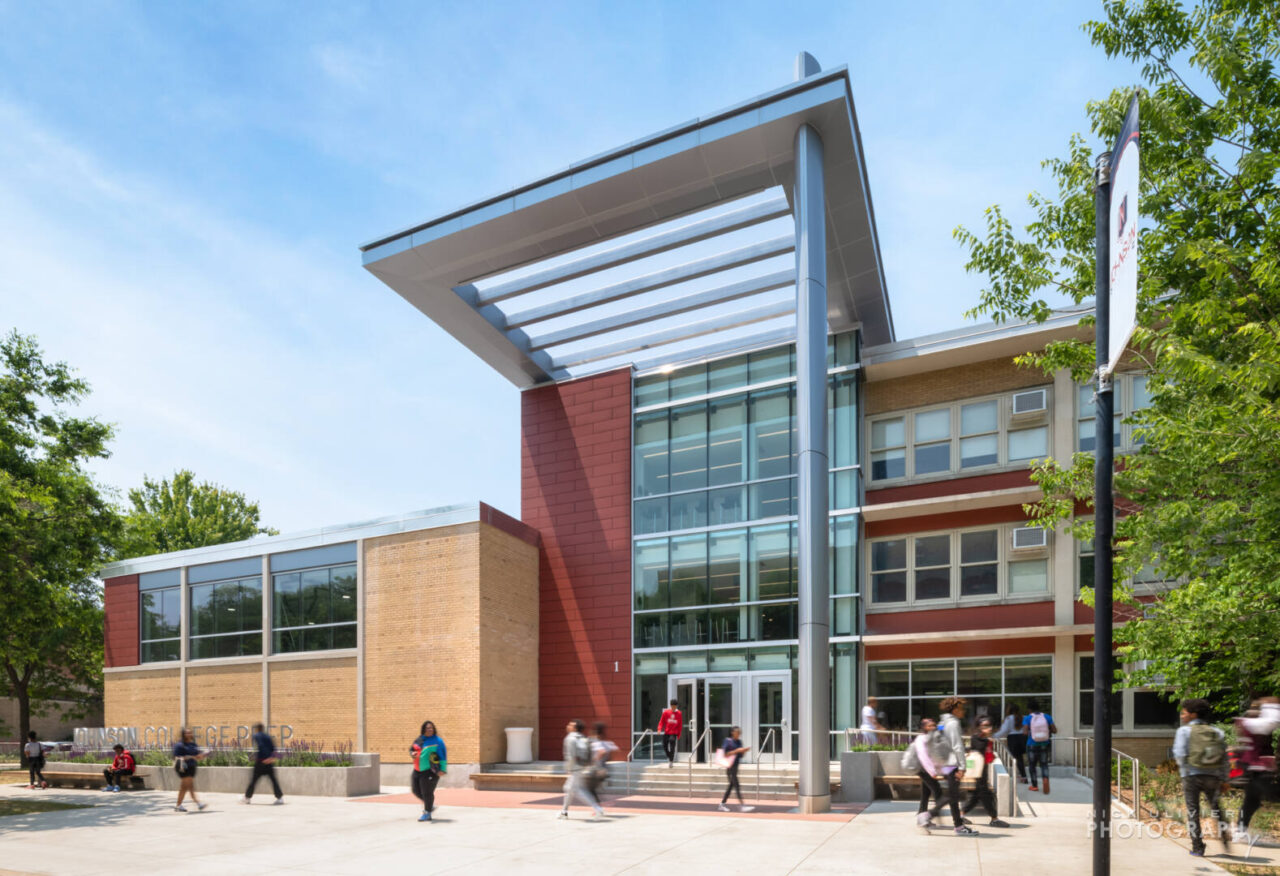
xmin=0 ymin=1 xmax=1136 ymax=533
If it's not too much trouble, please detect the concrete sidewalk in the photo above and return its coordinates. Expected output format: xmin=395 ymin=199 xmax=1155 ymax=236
xmin=0 ymin=778 xmax=1252 ymax=874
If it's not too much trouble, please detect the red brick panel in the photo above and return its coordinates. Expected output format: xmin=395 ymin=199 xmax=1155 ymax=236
xmin=103 ymin=575 xmax=140 ymax=668
xmin=866 ymin=636 xmax=1057 ymax=661
xmin=521 ymin=368 xmax=632 ymax=760
xmin=865 ymin=469 xmax=1033 ymax=505
xmin=866 ymin=601 xmax=1054 ymax=636
xmin=865 ymin=505 xmax=1029 ymax=538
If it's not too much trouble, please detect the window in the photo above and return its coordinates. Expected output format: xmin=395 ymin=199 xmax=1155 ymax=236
xmin=867 ymin=656 xmax=1053 ymax=731
xmin=867 ymin=386 xmax=1051 ymax=483
xmin=868 ymin=525 xmax=1051 ymax=607
xmin=1075 ymin=521 xmax=1177 ymax=594
xmin=139 ymin=570 xmax=181 ymax=663
xmin=1077 ymin=373 xmax=1151 ymax=453
xmin=270 ymin=544 xmax=358 ymax=654
xmin=189 ymin=575 xmax=263 ymax=659
xmin=1078 ymin=655 xmax=1178 ymax=731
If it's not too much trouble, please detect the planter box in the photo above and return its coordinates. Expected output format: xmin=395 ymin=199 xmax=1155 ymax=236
xmin=42 ymin=753 xmax=380 ymax=797
xmin=837 ymin=749 xmax=1014 ymax=816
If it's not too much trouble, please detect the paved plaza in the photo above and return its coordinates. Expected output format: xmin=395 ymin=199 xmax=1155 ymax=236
xmin=0 ymin=778 xmax=1270 ymax=874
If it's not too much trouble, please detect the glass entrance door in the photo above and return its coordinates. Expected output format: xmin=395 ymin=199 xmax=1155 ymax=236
xmin=666 ymin=671 xmax=792 ymax=764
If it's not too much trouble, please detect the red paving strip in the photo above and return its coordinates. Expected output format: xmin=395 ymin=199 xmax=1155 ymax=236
xmin=354 ymin=787 xmax=865 ymax=822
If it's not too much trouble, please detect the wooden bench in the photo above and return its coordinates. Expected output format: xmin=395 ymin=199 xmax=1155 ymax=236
xmin=41 ymin=770 xmax=148 ymax=791
xmin=877 ymin=774 xmax=978 ymax=800
xmin=472 ymin=772 xmax=565 ymax=792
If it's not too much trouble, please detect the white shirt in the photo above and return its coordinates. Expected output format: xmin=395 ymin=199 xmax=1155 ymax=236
xmin=860 ymin=705 xmax=877 ymax=729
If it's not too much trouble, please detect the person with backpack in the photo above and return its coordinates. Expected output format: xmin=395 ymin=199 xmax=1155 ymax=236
xmin=715 ymin=726 xmax=754 ymax=813
xmin=929 ymin=696 xmax=978 ymax=836
xmin=961 ymin=717 xmax=1011 ymax=828
xmin=558 ymin=719 xmax=603 ymax=820
xmin=1021 ymin=699 xmax=1056 ymax=793
xmin=23 ymin=732 xmax=46 ymax=790
xmin=994 ymin=703 xmax=1027 ymax=784
xmin=1234 ymin=696 xmax=1280 ymax=842
xmin=409 ymin=720 xmax=447 ymax=822
xmin=902 ymin=716 xmax=948 ymax=834
xmin=657 ymin=699 xmax=683 ymax=768
xmin=242 ymin=723 xmax=284 ymax=805
xmin=1174 ymin=698 xmax=1230 ymax=857
xmin=101 ymin=744 xmax=135 ymax=792
xmin=586 ymin=722 xmax=618 ymax=802
xmin=172 ymin=727 xmax=207 ymax=812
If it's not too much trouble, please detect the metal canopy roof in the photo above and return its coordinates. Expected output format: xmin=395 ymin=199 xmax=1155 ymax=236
xmin=360 ymin=62 xmax=894 ymax=388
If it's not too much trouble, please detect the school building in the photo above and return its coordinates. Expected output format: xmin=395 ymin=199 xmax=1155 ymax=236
xmin=98 ymin=55 xmax=1177 ymax=795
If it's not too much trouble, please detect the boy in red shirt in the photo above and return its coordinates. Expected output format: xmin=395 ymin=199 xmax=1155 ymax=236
xmin=657 ymin=699 xmax=683 ymax=768
xmin=102 ymin=744 xmax=135 ymax=792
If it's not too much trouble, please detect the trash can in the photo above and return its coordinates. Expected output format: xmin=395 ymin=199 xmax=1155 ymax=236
xmin=504 ymin=727 xmax=534 ymax=764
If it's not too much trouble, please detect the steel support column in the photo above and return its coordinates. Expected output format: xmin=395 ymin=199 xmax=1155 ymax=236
xmin=794 ymin=117 xmax=831 ymax=815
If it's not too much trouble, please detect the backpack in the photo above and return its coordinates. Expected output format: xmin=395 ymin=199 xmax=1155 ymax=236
xmin=573 ymin=735 xmax=592 ymax=768
xmin=1029 ymin=713 xmax=1051 ymax=742
xmin=1187 ymin=724 xmax=1226 ymax=770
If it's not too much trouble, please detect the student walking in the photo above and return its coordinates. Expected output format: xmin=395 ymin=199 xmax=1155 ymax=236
xmin=1175 ymin=698 xmax=1230 ymax=857
xmin=716 ymin=726 xmax=755 ymax=813
xmin=410 ymin=720 xmax=447 ymax=822
xmin=657 ymin=699 xmax=683 ymax=768
xmin=994 ymin=703 xmax=1027 ymax=784
xmin=1022 ymin=699 xmax=1057 ymax=793
xmin=902 ymin=717 xmax=947 ymax=833
xmin=558 ymin=719 xmax=603 ymax=820
xmin=586 ymin=722 xmax=619 ymax=803
xmin=172 ymin=728 xmax=207 ymax=812
xmin=242 ymin=723 xmax=284 ymax=805
xmin=23 ymin=732 xmax=46 ymax=790
xmin=930 ymin=697 xmax=977 ymax=836
xmin=101 ymin=744 xmax=135 ymax=792
xmin=1234 ymin=696 xmax=1280 ymax=842
xmin=962 ymin=717 xmax=1010 ymax=828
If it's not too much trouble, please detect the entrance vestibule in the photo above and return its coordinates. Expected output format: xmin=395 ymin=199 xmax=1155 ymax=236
xmin=667 ymin=671 xmax=791 ymax=764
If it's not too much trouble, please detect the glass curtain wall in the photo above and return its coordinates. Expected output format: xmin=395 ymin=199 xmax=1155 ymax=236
xmin=633 ymin=332 xmax=861 ymax=753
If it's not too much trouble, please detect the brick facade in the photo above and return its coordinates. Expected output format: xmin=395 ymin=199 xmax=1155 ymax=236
xmin=103 ymin=574 xmax=139 ymax=668
xmin=186 ymin=663 xmax=262 ymax=730
xmin=269 ymin=658 xmax=358 ymax=750
xmin=103 ymin=668 xmax=180 ymax=729
xmin=864 ymin=355 xmax=1048 ymax=414
xmin=521 ymin=368 xmax=632 ymax=760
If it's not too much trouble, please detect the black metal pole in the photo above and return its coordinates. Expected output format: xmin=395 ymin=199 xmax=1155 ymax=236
xmin=1092 ymin=151 xmax=1114 ymax=876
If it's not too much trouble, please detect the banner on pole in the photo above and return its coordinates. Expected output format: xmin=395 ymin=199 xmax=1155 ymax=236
xmin=1106 ymin=94 xmax=1140 ymax=375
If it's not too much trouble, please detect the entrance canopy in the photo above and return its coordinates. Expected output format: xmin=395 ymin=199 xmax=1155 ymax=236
xmin=360 ymin=63 xmax=893 ymax=387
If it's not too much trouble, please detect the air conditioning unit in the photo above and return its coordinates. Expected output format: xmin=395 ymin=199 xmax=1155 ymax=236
xmin=1010 ymin=388 xmax=1049 ymax=421
xmin=1011 ymin=526 xmax=1049 ymax=551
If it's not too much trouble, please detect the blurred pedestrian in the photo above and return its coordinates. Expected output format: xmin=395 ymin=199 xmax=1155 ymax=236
xmin=716 ymin=726 xmax=754 ymax=813
xmin=172 ymin=728 xmax=207 ymax=812
xmin=409 ymin=720 xmax=447 ymax=822
xmin=241 ymin=723 xmax=283 ymax=805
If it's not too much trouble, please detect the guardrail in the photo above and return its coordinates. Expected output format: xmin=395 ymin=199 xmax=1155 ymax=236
xmin=624 ymin=729 xmax=656 ymax=796
xmin=687 ymin=726 xmax=711 ymax=798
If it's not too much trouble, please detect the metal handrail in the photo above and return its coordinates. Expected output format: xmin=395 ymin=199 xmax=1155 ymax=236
xmin=624 ymin=729 xmax=657 ymax=796
xmin=755 ymin=728 xmax=777 ymax=801
xmin=687 ymin=725 xmax=711 ymax=798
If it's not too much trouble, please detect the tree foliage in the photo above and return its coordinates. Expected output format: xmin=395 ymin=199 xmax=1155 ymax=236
xmin=955 ymin=0 xmax=1280 ymax=709
xmin=118 ymin=469 xmax=277 ymax=559
xmin=0 ymin=331 xmax=119 ymax=746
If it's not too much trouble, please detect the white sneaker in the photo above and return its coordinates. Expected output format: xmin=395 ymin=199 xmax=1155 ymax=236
xmin=196 ymin=802 xmax=207 ymax=811
xmin=593 ymin=808 xmax=605 ymax=819
xmin=1233 ymin=826 xmax=1249 ymax=843
xmin=556 ymin=811 xmax=568 ymax=820
xmin=717 ymin=804 xmax=730 ymax=812
xmin=240 ymin=797 xmax=251 ymax=805
xmin=740 ymin=805 xmax=755 ymax=813
xmin=174 ymin=805 xmax=187 ymax=812
xmin=273 ymin=798 xmax=284 ymax=806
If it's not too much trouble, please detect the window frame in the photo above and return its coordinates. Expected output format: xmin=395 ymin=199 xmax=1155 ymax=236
xmin=270 ymin=561 xmax=358 ymax=655
xmin=866 ymin=523 xmax=1052 ymax=609
xmin=1076 ymin=654 xmax=1178 ymax=734
xmin=864 ymin=654 xmax=1054 ymax=731
xmin=187 ymin=574 xmax=264 ymax=660
xmin=139 ymin=584 xmax=182 ymax=664
xmin=866 ymin=386 xmax=1053 ymax=485
xmin=1076 ymin=372 xmax=1151 ymax=454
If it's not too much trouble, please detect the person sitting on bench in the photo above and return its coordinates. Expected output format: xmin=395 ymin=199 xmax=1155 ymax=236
xmin=102 ymin=744 xmax=135 ymax=792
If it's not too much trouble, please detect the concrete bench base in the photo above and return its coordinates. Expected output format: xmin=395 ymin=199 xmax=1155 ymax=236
xmin=472 ymin=772 xmax=565 ymax=792
xmin=876 ymin=774 xmax=978 ymax=800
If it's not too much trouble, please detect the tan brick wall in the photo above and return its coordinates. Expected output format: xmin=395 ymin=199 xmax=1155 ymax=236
xmin=363 ymin=525 xmax=483 ymax=764
xmin=269 ymin=658 xmax=357 ymax=749
xmin=1115 ymin=735 xmax=1176 ymax=767
xmin=477 ymin=524 xmax=540 ymax=762
xmin=186 ymin=663 xmax=263 ymax=731
xmin=1 ymin=697 xmax=103 ymax=741
xmin=865 ymin=356 xmax=1049 ymax=414
xmin=104 ymin=669 xmax=181 ymax=729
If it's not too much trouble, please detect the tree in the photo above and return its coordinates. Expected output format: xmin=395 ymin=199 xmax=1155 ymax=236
xmin=0 ymin=331 xmax=120 ymax=751
xmin=118 ymin=469 xmax=277 ymax=559
xmin=954 ymin=0 xmax=1280 ymax=710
